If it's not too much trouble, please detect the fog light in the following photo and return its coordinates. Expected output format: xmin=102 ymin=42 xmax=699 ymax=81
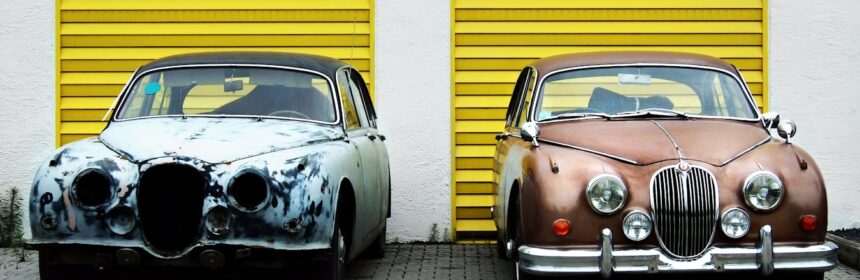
xmin=205 ymin=206 xmax=232 ymax=236
xmin=800 ymin=215 xmax=817 ymax=232
xmin=622 ymin=211 xmax=652 ymax=241
xmin=721 ymin=208 xmax=750 ymax=239
xmin=40 ymin=213 xmax=58 ymax=230
xmin=553 ymin=219 xmax=570 ymax=236
xmin=106 ymin=205 xmax=136 ymax=235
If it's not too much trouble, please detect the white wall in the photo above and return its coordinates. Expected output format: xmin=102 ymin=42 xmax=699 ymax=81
xmin=374 ymin=0 xmax=451 ymax=241
xmin=0 ymin=0 xmax=55 ymax=237
xmin=769 ymin=0 xmax=860 ymax=230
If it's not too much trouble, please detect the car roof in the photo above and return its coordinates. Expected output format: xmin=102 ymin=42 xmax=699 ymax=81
xmin=529 ymin=51 xmax=739 ymax=80
xmin=137 ymin=51 xmax=350 ymax=79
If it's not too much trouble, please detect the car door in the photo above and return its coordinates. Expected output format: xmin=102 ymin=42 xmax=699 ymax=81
xmin=336 ymin=68 xmax=383 ymax=239
xmin=494 ymin=67 xmax=533 ymax=234
xmin=348 ymin=69 xmax=390 ymax=221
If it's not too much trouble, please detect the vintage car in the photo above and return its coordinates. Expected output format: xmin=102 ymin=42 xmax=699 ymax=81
xmin=27 ymin=52 xmax=390 ymax=279
xmin=493 ymin=51 xmax=838 ymax=279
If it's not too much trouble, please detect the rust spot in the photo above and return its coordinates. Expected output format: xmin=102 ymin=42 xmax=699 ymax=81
xmin=62 ymin=189 xmax=77 ymax=231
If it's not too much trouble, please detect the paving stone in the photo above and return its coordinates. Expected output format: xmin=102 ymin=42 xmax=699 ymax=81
xmin=2 ymin=245 xmax=858 ymax=279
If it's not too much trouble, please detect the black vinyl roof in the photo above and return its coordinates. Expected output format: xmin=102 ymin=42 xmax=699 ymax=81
xmin=138 ymin=52 xmax=349 ymax=79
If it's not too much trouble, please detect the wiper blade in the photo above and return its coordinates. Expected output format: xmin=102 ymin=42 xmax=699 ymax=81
xmin=541 ymin=112 xmax=612 ymax=122
xmin=613 ymin=108 xmax=688 ymax=119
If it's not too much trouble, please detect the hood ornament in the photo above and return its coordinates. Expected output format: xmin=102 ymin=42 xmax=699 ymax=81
xmin=677 ymin=161 xmax=691 ymax=172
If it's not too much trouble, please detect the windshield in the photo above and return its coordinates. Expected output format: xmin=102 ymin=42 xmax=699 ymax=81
xmin=534 ymin=66 xmax=757 ymax=121
xmin=116 ymin=67 xmax=336 ymax=122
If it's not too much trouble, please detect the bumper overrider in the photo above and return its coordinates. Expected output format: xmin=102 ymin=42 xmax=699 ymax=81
xmin=518 ymin=225 xmax=838 ymax=279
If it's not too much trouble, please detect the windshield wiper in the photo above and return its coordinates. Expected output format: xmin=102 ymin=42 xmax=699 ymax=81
xmin=541 ymin=112 xmax=612 ymax=122
xmin=613 ymin=108 xmax=689 ymax=119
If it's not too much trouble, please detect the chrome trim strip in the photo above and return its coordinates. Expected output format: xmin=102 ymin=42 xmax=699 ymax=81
xmin=650 ymin=120 xmax=685 ymax=160
xmin=536 ymin=138 xmax=638 ymax=165
xmin=111 ymin=63 xmax=343 ymax=126
xmin=720 ymin=136 xmax=771 ymax=166
xmin=517 ymin=227 xmax=838 ymax=276
xmin=530 ymin=63 xmax=762 ymax=123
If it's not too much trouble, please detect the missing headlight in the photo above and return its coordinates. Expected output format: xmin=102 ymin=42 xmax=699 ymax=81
xmin=72 ymin=169 xmax=114 ymax=209
xmin=227 ymin=171 xmax=270 ymax=212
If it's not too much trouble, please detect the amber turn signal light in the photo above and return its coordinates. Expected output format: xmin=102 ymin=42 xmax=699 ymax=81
xmin=800 ymin=215 xmax=817 ymax=232
xmin=553 ymin=219 xmax=571 ymax=236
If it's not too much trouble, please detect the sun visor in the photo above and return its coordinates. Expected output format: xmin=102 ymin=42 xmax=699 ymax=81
xmin=250 ymin=69 xmax=312 ymax=88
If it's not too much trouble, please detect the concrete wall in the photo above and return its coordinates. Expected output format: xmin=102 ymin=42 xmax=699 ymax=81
xmin=0 ymin=0 xmax=55 ymax=237
xmin=769 ymin=0 xmax=860 ymax=230
xmin=374 ymin=0 xmax=451 ymax=241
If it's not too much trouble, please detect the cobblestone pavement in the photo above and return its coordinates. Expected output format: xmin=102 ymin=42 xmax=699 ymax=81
xmin=1 ymin=245 xmax=858 ymax=279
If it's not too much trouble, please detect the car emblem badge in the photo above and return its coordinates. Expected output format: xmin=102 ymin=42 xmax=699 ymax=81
xmin=677 ymin=161 xmax=690 ymax=172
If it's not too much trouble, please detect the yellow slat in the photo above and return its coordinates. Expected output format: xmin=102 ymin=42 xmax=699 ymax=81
xmin=455 ymin=96 xmax=509 ymax=108
xmin=62 ymin=35 xmax=370 ymax=47
xmin=455 ymin=0 xmax=762 ymax=9
xmin=456 ymin=9 xmax=761 ymax=21
xmin=61 ymin=47 xmax=370 ymax=60
xmin=455 ymin=219 xmax=497 ymax=232
xmin=62 ymin=0 xmax=371 ymax=10
xmin=455 ymin=22 xmax=761 ymax=34
xmin=456 ymin=158 xmax=495 ymax=170
xmin=60 ymin=122 xmax=107 ymax=134
xmin=60 ymin=70 xmax=373 ymax=85
xmin=61 ymin=23 xmax=370 ymax=35
xmin=457 ymin=208 xmax=492 ymax=219
xmin=60 ymin=97 xmax=115 ymax=109
xmin=61 ymin=110 xmax=108 ymax=121
xmin=455 ymin=46 xmax=762 ymax=59
xmin=458 ymin=70 xmax=765 ymax=83
xmin=455 ymin=121 xmax=505 ymax=133
xmin=456 ymin=182 xmax=494 ymax=194
xmin=456 ymin=34 xmax=762 ymax=46
xmin=455 ymin=58 xmax=762 ymax=71
xmin=456 ymin=145 xmax=495 ymax=158
xmin=456 ymin=133 xmax=498 ymax=145
xmin=456 ymin=195 xmax=494 ymax=207
xmin=61 ymin=59 xmax=371 ymax=72
xmin=455 ymin=170 xmax=493 ymax=183
xmin=61 ymin=10 xmax=369 ymax=22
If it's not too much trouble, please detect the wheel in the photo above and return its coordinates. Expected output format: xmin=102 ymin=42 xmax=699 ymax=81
xmin=365 ymin=220 xmax=386 ymax=259
xmin=315 ymin=224 xmax=347 ymax=280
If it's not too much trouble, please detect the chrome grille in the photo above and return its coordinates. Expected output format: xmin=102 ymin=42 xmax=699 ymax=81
xmin=650 ymin=164 xmax=719 ymax=258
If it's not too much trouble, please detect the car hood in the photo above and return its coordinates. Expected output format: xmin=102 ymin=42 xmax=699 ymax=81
xmin=99 ymin=117 xmax=342 ymax=163
xmin=538 ymin=119 xmax=770 ymax=166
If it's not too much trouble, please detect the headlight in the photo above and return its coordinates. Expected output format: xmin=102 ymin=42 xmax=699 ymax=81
xmin=205 ymin=206 xmax=233 ymax=237
xmin=622 ymin=211 xmax=652 ymax=241
xmin=742 ymin=171 xmax=784 ymax=212
xmin=106 ymin=205 xmax=136 ymax=235
xmin=586 ymin=174 xmax=627 ymax=215
xmin=71 ymin=168 xmax=114 ymax=209
xmin=721 ymin=208 xmax=751 ymax=239
xmin=227 ymin=170 xmax=271 ymax=212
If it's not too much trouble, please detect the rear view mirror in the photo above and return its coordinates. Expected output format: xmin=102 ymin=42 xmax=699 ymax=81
xmin=761 ymin=112 xmax=780 ymax=128
xmin=521 ymin=122 xmax=541 ymax=147
xmin=224 ymin=80 xmax=244 ymax=92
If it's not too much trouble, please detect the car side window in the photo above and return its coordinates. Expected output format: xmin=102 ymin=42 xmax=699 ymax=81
xmin=337 ymin=69 xmax=362 ymax=129
xmin=348 ymin=69 xmax=376 ymax=128
xmin=505 ymin=69 xmax=530 ymax=128
xmin=515 ymin=68 xmax=536 ymax=128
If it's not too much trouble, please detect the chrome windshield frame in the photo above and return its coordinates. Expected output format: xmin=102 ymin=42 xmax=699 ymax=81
xmin=529 ymin=63 xmax=763 ymax=124
xmin=110 ymin=63 xmax=343 ymax=126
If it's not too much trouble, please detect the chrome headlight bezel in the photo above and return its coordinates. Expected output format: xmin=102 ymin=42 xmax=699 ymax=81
xmin=720 ymin=207 xmax=751 ymax=239
xmin=586 ymin=174 xmax=627 ymax=215
xmin=742 ymin=171 xmax=784 ymax=212
xmin=622 ymin=211 xmax=652 ymax=241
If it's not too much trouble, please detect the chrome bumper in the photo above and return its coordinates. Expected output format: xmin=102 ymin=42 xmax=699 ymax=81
xmin=518 ymin=226 xmax=838 ymax=279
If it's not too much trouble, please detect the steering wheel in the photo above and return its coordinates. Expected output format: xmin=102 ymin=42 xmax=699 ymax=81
xmin=268 ymin=110 xmax=311 ymax=120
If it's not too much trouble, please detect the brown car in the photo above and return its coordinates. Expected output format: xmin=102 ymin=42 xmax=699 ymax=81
xmin=493 ymin=51 xmax=837 ymax=279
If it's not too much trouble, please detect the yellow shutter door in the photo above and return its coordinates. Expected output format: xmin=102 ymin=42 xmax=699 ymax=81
xmin=56 ymin=0 xmax=374 ymax=145
xmin=451 ymin=0 xmax=767 ymax=241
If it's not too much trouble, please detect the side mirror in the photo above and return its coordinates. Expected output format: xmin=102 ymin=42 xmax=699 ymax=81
xmin=762 ymin=112 xmax=797 ymax=144
xmin=761 ymin=112 xmax=780 ymax=129
xmin=521 ymin=122 xmax=540 ymax=147
xmin=777 ymin=119 xmax=797 ymax=143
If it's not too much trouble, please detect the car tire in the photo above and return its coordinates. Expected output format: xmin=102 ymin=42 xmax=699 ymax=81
xmin=316 ymin=224 xmax=347 ymax=280
xmin=365 ymin=220 xmax=387 ymax=259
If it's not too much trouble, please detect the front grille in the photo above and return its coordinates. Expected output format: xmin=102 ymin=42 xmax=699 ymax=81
xmin=138 ymin=164 xmax=206 ymax=255
xmin=650 ymin=164 xmax=719 ymax=258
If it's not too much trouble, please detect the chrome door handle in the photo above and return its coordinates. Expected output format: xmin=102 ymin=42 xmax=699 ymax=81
xmin=365 ymin=132 xmax=377 ymax=140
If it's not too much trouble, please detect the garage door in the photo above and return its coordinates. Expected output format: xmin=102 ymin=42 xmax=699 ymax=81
xmin=452 ymin=0 xmax=768 ymax=241
xmin=56 ymin=0 xmax=373 ymax=145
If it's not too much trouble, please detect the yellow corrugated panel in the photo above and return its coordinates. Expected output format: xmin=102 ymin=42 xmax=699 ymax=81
xmin=57 ymin=0 xmax=374 ymax=146
xmin=452 ymin=0 xmax=768 ymax=240
xmin=455 ymin=195 xmax=494 ymax=207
